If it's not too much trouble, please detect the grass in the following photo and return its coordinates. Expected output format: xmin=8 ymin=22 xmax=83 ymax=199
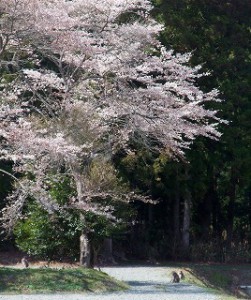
xmin=1 ymin=259 xmax=250 ymax=298
xmin=0 ymin=267 xmax=128 ymax=294
xmin=173 ymin=263 xmax=251 ymax=299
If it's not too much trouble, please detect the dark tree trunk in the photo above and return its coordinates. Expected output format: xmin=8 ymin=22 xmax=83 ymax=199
xmin=226 ymin=166 xmax=237 ymax=252
xmin=90 ymin=243 xmax=101 ymax=268
xmin=182 ymin=190 xmax=191 ymax=254
xmin=201 ymin=190 xmax=212 ymax=240
xmin=102 ymin=238 xmax=115 ymax=264
xmin=148 ymin=204 xmax=154 ymax=224
xmin=248 ymin=189 xmax=251 ymax=233
xmin=181 ymin=166 xmax=191 ymax=258
xmin=172 ymin=167 xmax=180 ymax=258
xmin=212 ymin=184 xmax=221 ymax=236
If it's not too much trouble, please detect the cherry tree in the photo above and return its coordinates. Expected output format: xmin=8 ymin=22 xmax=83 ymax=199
xmin=0 ymin=0 xmax=223 ymax=266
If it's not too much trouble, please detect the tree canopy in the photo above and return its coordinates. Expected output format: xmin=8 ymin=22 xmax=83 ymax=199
xmin=0 ymin=0 xmax=222 ymax=228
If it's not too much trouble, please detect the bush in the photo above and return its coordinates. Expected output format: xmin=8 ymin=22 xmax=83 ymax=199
xmin=14 ymin=203 xmax=81 ymax=259
xmin=13 ymin=169 xmax=135 ymax=261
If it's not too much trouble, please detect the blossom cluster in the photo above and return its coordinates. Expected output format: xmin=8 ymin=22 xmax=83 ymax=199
xmin=0 ymin=0 xmax=223 ymax=226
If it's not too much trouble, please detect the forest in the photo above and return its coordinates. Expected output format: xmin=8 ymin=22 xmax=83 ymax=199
xmin=0 ymin=0 xmax=250 ymax=267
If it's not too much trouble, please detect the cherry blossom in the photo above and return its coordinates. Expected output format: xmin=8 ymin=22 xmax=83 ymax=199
xmin=0 ymin=0 xmax=223 ymax=232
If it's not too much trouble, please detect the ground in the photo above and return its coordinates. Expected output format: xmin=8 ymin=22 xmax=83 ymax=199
xmin=0 ymin=251 xmax=250 ymax=299
xmin=0 ymin=250 xmax=76 ymax=268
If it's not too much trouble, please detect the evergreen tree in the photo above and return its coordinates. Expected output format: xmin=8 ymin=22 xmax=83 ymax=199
xmin=152 ymin=0 xmax=251 ymax=260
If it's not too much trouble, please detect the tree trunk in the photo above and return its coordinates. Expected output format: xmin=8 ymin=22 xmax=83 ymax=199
xmin=79 ymin=231 xmax=91 ymax=267
xmin=181 ymin=167 xmax=191 ymax=258
xmin=73 ymin=172 xmax=92 ymax=267
xmin=90 ymin=243 xmax=101 ymax=268
xmin=201 ymin=187 xmax=213 ymax=240
xmin=148 ymin=204 xmax=154 ymax=224
xmin=226 ymin=166 xmax=237 ymax=253
xmin=172 ymin=167 xmax=180 ymax=259
xmin=248 ymin=189 xmax=251 ymax=233
xmin=212 ymin=185 xmax=221 ymax=236
xmin=102 ymin=238 xmax=115 ymax=264
xmin=182 ymin=191 xmax=191 ymax=253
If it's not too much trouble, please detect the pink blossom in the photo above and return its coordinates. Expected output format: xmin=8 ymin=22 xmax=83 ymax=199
xmin=0 ymin=0 xmax=224 ymax=227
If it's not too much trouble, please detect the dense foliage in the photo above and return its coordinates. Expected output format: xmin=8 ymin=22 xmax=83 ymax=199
xmin=0 ymin=0 xmax=250 ymax=263
xmin=0 ymin=0 xmax=223 ymax=263
xmin=126 ymin=0 xmax=251 ymax=261
xmin=14 ymin=203 xmax=80 ymax=259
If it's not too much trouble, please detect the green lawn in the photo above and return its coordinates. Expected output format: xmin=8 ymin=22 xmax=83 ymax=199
xmin=0 ymin=267 xmax=128 ymax=294
xmin=178 ymin=263 xmax=251 ymax=299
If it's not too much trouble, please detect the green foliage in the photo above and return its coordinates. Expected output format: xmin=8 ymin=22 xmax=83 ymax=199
xmin=13 ymin=203 xmax=81 ymax=259
xmin=48 ymin=174 xmax=75 ymax=205
xmin=87 ymin=158 xmax=129 ymax=193
xmin=13 ymin=163 xmax=135 ymax=260
xmin=3 ymin=0 xmax=251 ymax=263
xmin=0 ymin=161 xmax=13 ymax=210
xmin=149 ymin=0 xmax=251 ymax=260
xmin=108 ymin=0 xmax=251 ymax=262
xmin=13 ymin=174 xmax=81 ymax=258
xmin=13 ymin=200 xmax=132 ymax=260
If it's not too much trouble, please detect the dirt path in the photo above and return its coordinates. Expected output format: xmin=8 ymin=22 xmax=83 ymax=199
xmin=0 ymin=266 xmax=221 ymax=300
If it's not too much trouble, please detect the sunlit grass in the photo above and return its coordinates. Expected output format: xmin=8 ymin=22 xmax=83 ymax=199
xmin=171 ymin=263 xmax=251 ymax=299
xmin=163 ymin=261 xmax=250 ymax=299
xmin=0 ymin=267 xmax=128 ymax=294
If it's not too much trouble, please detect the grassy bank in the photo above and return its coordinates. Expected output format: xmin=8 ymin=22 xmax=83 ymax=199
xmin=178 ymin=263 xmax=251 ymax=299
xmin=0 ymin=267 xmax=128 ymax=294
